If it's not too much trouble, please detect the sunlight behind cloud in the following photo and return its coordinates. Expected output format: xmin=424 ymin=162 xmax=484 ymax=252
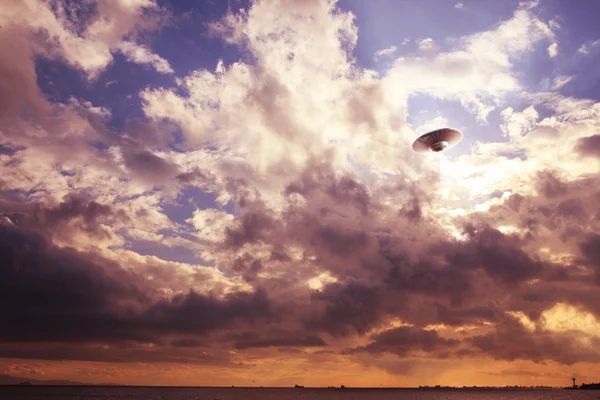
xmin=542 ymin=304 xmax=600 ymax=338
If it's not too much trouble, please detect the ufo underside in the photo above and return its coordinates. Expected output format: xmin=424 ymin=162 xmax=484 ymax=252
xmin=412 ymin=128 xmax=463 ymax=154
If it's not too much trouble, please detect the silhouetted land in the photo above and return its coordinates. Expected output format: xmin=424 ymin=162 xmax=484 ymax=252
xmin=417 ymin=385 xmax=555 ymax=390
xmin=565 ymin=383 xmax=600 ymax=390
xmin=2 ymin=372 xmax=598 ymax=390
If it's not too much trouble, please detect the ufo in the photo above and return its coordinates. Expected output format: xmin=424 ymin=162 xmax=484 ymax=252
xmin=412 ymin=128 xmax=463 ymax=154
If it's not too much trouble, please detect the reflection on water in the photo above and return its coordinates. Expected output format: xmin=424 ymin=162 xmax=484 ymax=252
xmin=1 ymin=387 xmax=599 ymax=400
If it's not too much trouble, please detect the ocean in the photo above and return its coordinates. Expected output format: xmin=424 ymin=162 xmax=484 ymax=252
xmin=0 ymin=387 xmax=598 ymax=400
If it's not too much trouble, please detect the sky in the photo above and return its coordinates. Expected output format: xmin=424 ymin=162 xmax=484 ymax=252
xmin=0 ymin=0 xmax=599 ymax=388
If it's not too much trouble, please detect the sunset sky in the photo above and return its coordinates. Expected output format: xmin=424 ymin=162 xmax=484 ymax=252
xmin=1 ymin=0 xmax=600 ymax=388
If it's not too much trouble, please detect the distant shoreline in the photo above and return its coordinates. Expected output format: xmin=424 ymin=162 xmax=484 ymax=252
xmin=0 ymin=385 xmax=563 ymax=390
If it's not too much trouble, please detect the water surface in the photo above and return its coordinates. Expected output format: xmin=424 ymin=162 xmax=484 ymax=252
xmin=1 ymin=387 xmax=599 ymax=400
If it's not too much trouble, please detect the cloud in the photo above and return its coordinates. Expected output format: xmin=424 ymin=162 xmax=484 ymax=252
xmin=547 ymin=42 xmax=558 ymax=58
xmin=552 ymin=75 xmax=572 ymax=89
xmin=468 ymin=315 xmax=600 ymax=365
xmin=0 ymin=215 xmax=274 ymax=355
xmin=229 ymin=330 xmax=327 ymax=350
xmin=454 ymin=2 xmax=464 ymax=9
xmin=577 ymin=39 xmax=600 ymax=55
xmin=121 ymin=149 xmax=181 ymax=186
xmin=385 ymin=1 xmax=556 ymax=120
xmin=0 ymin=0 xmax=169 ymax=78
xmin=117 ymin=41 xmax=174 ymax=74
xmin=579 ymin=234 xmax=600 ymax=283
xmin=373 ymin=45 xmax=398 ymax=61
xmin=350 ymin=326 xmax=459 ymax=358
xmin=414 ymin=116 xmax=449 ymax=135
xmin=306 ymin=282 xmax=383 ymax=337
xmin=574 ymin=135 xmax=600 ymax=158
xmin=1 ymin=0 xmax=600 ymax=384
xmin=188 ymin=209 xmax=236 ymax=243
xmin=417 ymin=38 xmax=438 ymax=53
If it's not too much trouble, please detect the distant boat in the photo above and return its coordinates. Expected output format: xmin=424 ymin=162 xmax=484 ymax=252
xmin=294 ymin=384 xmax=304 ymax=388
xmin=19 ymin=382 xmax=32 ymax=386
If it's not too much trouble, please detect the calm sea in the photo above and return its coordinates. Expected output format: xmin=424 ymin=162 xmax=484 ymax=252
xmin=0 ymin=387 xmax=598 ymax=400
xmin=0 ymin=386 xmax=600 ymax=400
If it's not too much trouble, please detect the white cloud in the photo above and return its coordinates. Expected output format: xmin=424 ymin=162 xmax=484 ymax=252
xmin=443 ymin=94 xmax=600 ymax=215
xmin=552 ymin=75 xmax=572 ymax=89
xmin=547 ymin=42 xmax=558 ymax=58
xmin=0 ymin=0 xmax=170 ymax=78
xmin=577 ymin=39 xmax=600 ymax=55
xmin=415 ymin=116 xmax=450 ymax=135
xmin=549 ymin=19 xmax=561 ymax=30
xmin=384 ymin=1 xmax=555 ymax=121
xmin=118 ymin=41 xmax=174 ymax=74
xmin=187 ymin=209 xmax=236 ymax=243
xmin=142 ymin=0 xmax=424 ymax=184
xmin=578 ymin=45 xmax=589 ymax=55
xmin=417 ymin=38 xmax=439 ymax=54
xmin=373 ymin=45 xmax=398 ymax=61
xmin=454 ymin=2 xmax=464 ymax=9
xmin=500 ymin=105 xmax=539 ymax=140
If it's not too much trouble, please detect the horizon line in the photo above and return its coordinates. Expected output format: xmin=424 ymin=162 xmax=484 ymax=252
xmin=0 ymin=384 xmax=564 ymax=389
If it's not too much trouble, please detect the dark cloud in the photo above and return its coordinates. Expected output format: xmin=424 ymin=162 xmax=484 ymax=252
xmin=0 ymin=219 xmax=275 ymax=360
xmin=468 ymin=316 xmax=600 ymax=365
xmin=170 ymin=338 xmax=205 ymax=348
xmin=144 ymin=288 xmax=273 ymax=336
xmin=1 ymin=194 xmax=128 ymax=241
xmin=385 ymin=257 xmax=473 ymax=305
xmin=34 ymin=194 xmax=124 ymax=237
xmin=444 ymin=226 xmax=544 ymax=285
xmin=350 ymin=326 xmax=459 ymax=358
xmin=399 ymin=197 xmax=422 ymax=221
xmin=575 ymin=134 xmax=600 ymax=158
xmin=535 ymin=170 xmax=567 ymax=198
xmin=433 ymin=303 xmax=503 ymax=327
xmin=0 ymin=342 xmax=243 ymax=365
xmin=306 ymin=282 xmax=383 ymax=337
xmin=175 ymin=167 xmax=217 ymax=187
xmin=224 ymin=204 xmax=277 ymax=248
xmin=0 ymin=143 xmax=26 ymax=156
xmin=228 ymin=330 xmax=326 ymax=350
xmin=289 ymin=213 xmax=374 ymax=259
xmin=122 ymin=149 xmax=180 ymax=185
xmin=579 ymin=233 xmax=600 ymax=283
xmin=284 ymin=160 xmax=372 ymax=216
xmin=0 ymin=219 xmax=150 ymax=344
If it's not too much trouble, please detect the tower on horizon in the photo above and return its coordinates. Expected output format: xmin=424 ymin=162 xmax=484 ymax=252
xmin=572 ymin=377 xmax=577 ymax=388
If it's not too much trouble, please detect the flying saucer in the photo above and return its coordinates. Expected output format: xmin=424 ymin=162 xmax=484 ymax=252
xmin=412 ymin=128 xmax=463 ymax=154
